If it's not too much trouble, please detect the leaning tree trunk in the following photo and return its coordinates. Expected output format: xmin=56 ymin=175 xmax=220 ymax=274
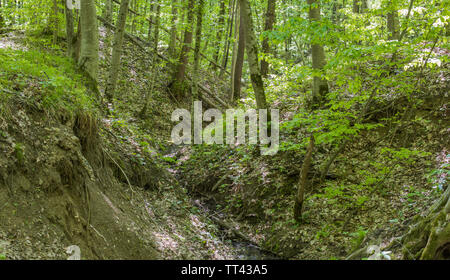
xmin=239 ymin=0 xmax=267 ymax=109
xmin=104 ymin=0 xmax=131 ymax=102
xmin=79 ymin=0 xmax=99 ymax=83
xmin=401 ymin=187 xmax=450 ymax=259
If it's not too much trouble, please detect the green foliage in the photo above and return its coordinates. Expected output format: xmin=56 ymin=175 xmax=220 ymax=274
xmin=350 ymin=227 xmax=368 ymax=251
xmin=0 ymin=45 xmax=98 ymax=117
xmin=14 ymin=142 xmax=25 ymax=165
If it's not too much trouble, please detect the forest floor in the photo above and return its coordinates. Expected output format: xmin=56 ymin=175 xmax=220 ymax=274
xmin=0 ymin=30 xmax=253 ymax=260
xmin=0 ymin=28 xmax=448 ymax=260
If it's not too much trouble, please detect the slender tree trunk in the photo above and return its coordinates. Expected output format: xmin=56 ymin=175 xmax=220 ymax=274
xmin=387 ymin=0 xmax=400 ymax=40
xmin=63 ymin=0 xmax=74 ymax=58
xmin=103 ymin=0 xmax=112 ymax=23
xmin=353 ymin=0 xmax=360 ymax=13
xmin=240 ymin=0 xmax=267 ymax=109
xmin=220 ymin=0 xmax=236 ymax=77
xmin=103 ymin=0 xmax=113 ymax=56
xmin=104 ymin=0 xmax=131 ymax=102
xmin=79 ymin=0 xmax=99 ymax=83
xmin=261 ymin=0 xmax=276 ymax=77
xmin=168 ymin=0 xmax=179 ymax=59
xmin=294 ymin=135 xmax=314 ymax=222
xmin=52 ymin=0 xmax=58 ymax=44
xmin=192 ymin=0 xmax=204 ymax=101
xmin=147 ymin=1 xmax=154 ymax=40
xmin=307 ymin=0 xmax=328 ymax=108
xmin=171 ymin=0 xmax=195 ymax=97
xmin=212 ymin=0 xmax=226 ymax=69
xmin=231 ymin=2 xmax=245 ymax=102
xmin=153 ymin=3 xmax=160 ymax=51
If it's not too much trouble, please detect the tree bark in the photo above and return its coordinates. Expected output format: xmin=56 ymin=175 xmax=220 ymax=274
xmin=63 ymin=0 xmax=74 ymax=58
xmin=261 ymin=0 xmax=276 ymax=77
xmin=231 ymin=2 xmax=245 ymax=102
xmin=294 ymin=135 xmax=314 ymax=222
xmin=220 ymin=0 xmax=236 ymax=78
xmin=212 ymin=0 xmax=226 ymax=70
xmin=401 ymin=187 xmax=450 ymax=259
xmin=168 ymin=0 xmax=179 ymax=59
xmin=240 ymin=0 xmax=267 ymax=109
xmin=307 ymin=0 xmax=328 ymax=108
xmin=153 ymin=3 xmax=160 ymax=51
xmin=171 ymin=0 xmax=195 ymax=97
xmin=387 ymin=0 xmax=400 ymax=40
xmin=192 ymin=0 xmax=204 ymax=101
xmin=79 ymin=0 xmax=100 ymax=83
xmin=52 ymin=0 xmax=58 ymax=44
xmin=104 ymin=0 xmax=131 ymax=102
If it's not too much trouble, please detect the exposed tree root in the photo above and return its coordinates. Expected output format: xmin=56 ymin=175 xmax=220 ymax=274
xmin=401 ymin=187 xmax=450 ymax=259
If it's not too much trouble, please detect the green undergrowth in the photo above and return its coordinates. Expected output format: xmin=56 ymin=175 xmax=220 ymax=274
xmin=0 ymin=40 xmax=99 ymax=120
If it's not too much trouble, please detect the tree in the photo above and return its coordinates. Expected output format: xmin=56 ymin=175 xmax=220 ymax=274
xmin=231 ymin=1 xmax=245 ymax=102
xmin=307 ymin=0 xmax=328 ymax=108
xmin=192 ymin=0 xmax=205 ymax=101
xmin=168 ymin=0 xmax=179 ymax=59
xmin=52 ymin=0 xmax=58 ymax=44
xmin=387 ymin=0 xmax=400 ymax=40
xmin=261 ymin=0 xmax=276 ymax=77
xmin=79 ymin=0 xmax=100 ymax=83
xmin=220 ymin=0 xmax=236 ymax=77
xmin=153 ymin=3 xmax=160 ymax=51
xmin=212 ymin=0 xmax=226 ymax=70
xmin=104 ymin=0 xmax=131 ymax=102
xmin=63 ymin=0 xmax=75 ymax=58
xmin=239 ymin=0 xmax=267 ymax=109
xmin=171 ymin=0 xmax=195 ymax=97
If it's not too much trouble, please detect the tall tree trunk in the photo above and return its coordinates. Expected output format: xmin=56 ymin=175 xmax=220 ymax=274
xmin=104 ymin=0 xmax=131 ymax=102
xmin=103 ymin=0 xmax=112 ymax=23
xmin=104 ymin=0 xmax=113 ymax=56
xmin=212 ymin=0 xmax=226 ymax=69
xmin=153 ymin=3 xmax=160 ymax=51
xmin=387 ymin=0 xmax=400 ymax=40
xmin=147 ymin=1 xmax=154 ymax=40
xmin=353 ymin=0 xmax=360 ymax=13
xmin=168 ymin=0 xmax=179 ymax=59
xmin=171 ymin=0 xmax=195 ymax=97
xmin=261 ymin=0 xmax=276 ymax=77
xmin=307 ymin=0 xmax=328 ymax=108
xmin=192 ymin=0 xmax=204 ymax=101
xmin=79 ymin=0 xmax=99 ymax=83
xmin=63 ymin=0 xmax=74 ymax=58
xmin=220 ymin=0 xmax=236 ymax=77
xmin=240 ymin=0 xmax=267 ymax=109
xmin=231 ymin=2 xmax=245 ymax=102
xmin=52 ymin=0 xmax=58 ymax=44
